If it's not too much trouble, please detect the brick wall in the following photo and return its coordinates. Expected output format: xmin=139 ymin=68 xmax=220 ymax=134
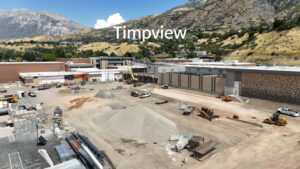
xmin=0 ymin=63 xmax=65 ymax=83
xmin=241 ymin=72 xmax=300 ymax=104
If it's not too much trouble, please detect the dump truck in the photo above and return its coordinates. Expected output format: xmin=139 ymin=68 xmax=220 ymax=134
xmin=263 ymin=113 xmax=288 ymax=126
xmin=198 ymin=107 xmax=219 ymax=121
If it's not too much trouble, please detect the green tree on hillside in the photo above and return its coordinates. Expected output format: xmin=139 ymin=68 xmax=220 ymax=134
xmin=150 ymin=57 xmax=158 ymax=62
xmin=15 ymin=57 xmax=22 ymax=62
xmin=95 ymin=50 xmax=109 ymax=56
xmin=187 ymin=52 xmax=197 ymax=58
xmin=42 ymin=53 xmax=56 ymax=61
xmin=110 ymin=52 xmax=116 ymax=57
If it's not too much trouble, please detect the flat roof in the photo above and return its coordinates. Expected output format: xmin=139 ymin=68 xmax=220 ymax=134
xmin=185 ymin=65 xmax=300 ymax=74
xmin=70 ymin=68 xmax=121 ymax=74
xmin=0 ymin=62 xmax=64 ymax=64
xmin=19 ymin=71 xmax=83 ymax=78
xmin=98 ymin=56 xmax=134 ymax=59
xmin=67 ymin=63 xmax=94 ymax=67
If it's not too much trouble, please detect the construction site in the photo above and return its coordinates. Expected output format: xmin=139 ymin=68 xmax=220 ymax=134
xmin=0 ymin=61 xmax=300 ymax=169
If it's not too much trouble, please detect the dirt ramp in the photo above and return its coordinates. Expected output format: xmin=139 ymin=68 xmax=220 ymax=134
xmin=96 ymin=105 xmax=179 ymax=142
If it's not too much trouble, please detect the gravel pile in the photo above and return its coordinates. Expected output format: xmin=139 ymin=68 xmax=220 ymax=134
xmin=95 ymin=105 xmax=179 ymax=142
xmin=95 ymin=90 xmax=115 ymax=99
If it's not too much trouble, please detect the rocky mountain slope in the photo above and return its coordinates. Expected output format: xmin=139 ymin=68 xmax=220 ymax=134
xmin=0 ymin=9 xmax=86 ymax=40
xmin=5 ymin=0 xmax=300 ymax=42
xmin=121 ymin=0 xmax=300 ymax=30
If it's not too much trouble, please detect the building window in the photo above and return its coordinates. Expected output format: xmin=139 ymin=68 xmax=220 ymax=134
xmin=208 ymin=69 xmax=212 ymax=73
xmin=187 ymin=68 xmax=191 ymax=72
xmin=171 ymin=68 xmax=174 ymax=72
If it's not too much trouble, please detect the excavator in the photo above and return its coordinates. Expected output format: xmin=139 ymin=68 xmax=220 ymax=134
xmin=263 ymin=113 xmax=288 ymax=126
xmin=127 ymin=66 xmax=140 ymax=86
xmin=198 ymin=107 xmax=219 ymax=121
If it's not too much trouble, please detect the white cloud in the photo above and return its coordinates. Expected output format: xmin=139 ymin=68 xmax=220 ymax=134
xmin=94 ymin=13 xmax=125 ymax=29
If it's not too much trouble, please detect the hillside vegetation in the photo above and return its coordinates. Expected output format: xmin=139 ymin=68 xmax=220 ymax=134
xmin=78 ymin=42 xmax=140 ymax=56
xmin=225 ymin=27 xmax=300 ymax=65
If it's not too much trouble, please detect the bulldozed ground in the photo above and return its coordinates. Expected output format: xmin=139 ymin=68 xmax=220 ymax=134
xmin=25 ymin=82 xmax=300 ymax=169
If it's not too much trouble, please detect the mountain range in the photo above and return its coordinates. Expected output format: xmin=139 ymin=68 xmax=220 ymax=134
xmin=2 ymin=0 xmax=300 ymax=41
xmin=0 ymin=8 xmax=86 ymax=40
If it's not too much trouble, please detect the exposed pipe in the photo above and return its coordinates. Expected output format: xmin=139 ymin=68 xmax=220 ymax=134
xmin=82 ymin=144 xmax=103 ymax=169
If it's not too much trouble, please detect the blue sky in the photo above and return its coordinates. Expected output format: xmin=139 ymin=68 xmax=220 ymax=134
xmin=0 ymin=0 xmax=187 ymax=28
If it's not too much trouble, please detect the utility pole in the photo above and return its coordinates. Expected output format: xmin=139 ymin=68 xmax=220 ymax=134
xmin=36 ymin=123 xmax=39 ymax=145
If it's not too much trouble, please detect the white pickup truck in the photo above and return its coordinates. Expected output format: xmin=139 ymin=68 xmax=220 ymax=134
xmin=277 ymin=108 xmax=299 ymax=117
xmin=139 ymin=92 xmax=151 ymax=99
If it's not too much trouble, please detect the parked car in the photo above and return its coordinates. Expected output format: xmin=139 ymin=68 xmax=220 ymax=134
xmin=0 ymin=89 xmax=7 ymax=93
xmin=162 ymin=85 xmax=169 ymax=89
xmin=28 ymin=92 xmax=36 ymax=97
xmin=27 ymin=106 xmax=37 ymax=111
xmin=18 ymin=105 xmax=26 ymax=110
xmin=139 ymin=92 xmax=151 ymax=99
xmin=277 ymin=108 xmax=299 ymax=117
xmin=38 ymin=85 xmax=51 ymax=90
xmin=31 ymin=85 xmax=39 ymax=88
xmin=56 ymin=84 xmax=62 ymax=88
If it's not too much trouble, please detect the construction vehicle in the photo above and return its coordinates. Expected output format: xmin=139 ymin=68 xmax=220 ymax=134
xmin=0 ymin=94 xmax=18 ymax=103
xmin=127 ymin=66 xmax=139 ymax=86
xmin=162 ymin=85 xmax=169 ymax=89
xmin=183 ymin=106 xmax=195 ymax=116
xmin=223 ymin=96 xmax=232 ymax=102
xmin=139 ymin=92 xmax=151 ymax=98
xmin=80 ymin=78 xmax=86 ymax=86
xmin=130 ymin=90 xmax=139 ymax=97
xmin=216 ymin=95 xmax=222 ymax=99
xmin=263 ymin=113 xmax=288 ymax=126
xmin=198 ymin=107 xmax=219 ymax=121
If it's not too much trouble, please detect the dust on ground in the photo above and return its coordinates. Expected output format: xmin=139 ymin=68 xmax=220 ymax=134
xmin=68 ymin=97 xmax=96 ymax=110
xmin=31 ymin=82 xmax=300 ymax=169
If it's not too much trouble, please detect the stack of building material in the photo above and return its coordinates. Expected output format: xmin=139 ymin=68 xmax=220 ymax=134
xmin=192 ymin=140 xmax=218 ymax=159
xmin=38 ymin=149 xmax=54 ymax=167
xmin=175 ymin=135 xmax=192 ymax=152
xmin=45 ymin=159 xmax=86 ymax=169
xmin=55 ymin=145 xmax=72 ymax=162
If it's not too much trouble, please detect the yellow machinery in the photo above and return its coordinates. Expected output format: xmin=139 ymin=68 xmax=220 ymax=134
xmin=263 ymin=113 xmax=288 ymax=126
xmin=127 ymin=66 xmax=138 ymax=82
xmin=130 ymin=90 xmax=139 ymax=97
xmin=198 ymin=107 xmax=219 ymax=121
xmin=0 ymin=94 xmax=18 ymax=103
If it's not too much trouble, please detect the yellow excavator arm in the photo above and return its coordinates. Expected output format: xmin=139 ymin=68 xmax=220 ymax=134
xmin=128 ymin=66 xmax=138 ymax=81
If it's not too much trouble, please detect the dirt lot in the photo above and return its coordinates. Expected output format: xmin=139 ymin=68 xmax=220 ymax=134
xmin=5 ymin=82 xmax=299 ymax=169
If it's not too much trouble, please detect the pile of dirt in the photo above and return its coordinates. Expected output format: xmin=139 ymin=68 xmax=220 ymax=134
xmin=68 ymin=97 xmax=94 ymax=110
xmin=95 ymin=90 xmax=115 ymax=99
xmin=95 ymin=105 xmax=179 ymax=142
